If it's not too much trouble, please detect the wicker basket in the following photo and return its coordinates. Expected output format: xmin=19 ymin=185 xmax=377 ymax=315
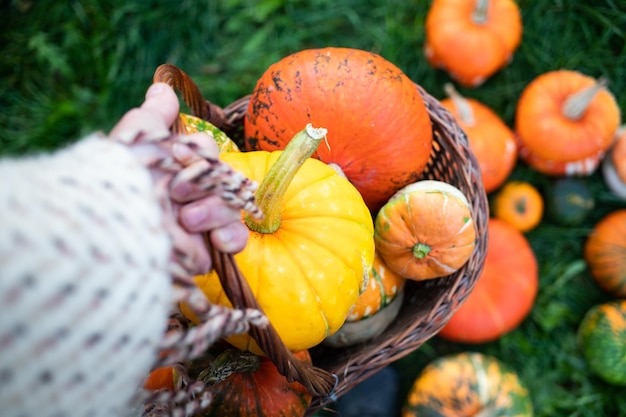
xmin=154 ymin=64 xmax=489 ymax=415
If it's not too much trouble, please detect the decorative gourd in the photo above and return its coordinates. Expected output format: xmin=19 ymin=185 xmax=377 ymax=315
xmin=438 ymin=218 xmax=538 ymax=343
xmin=584 ymin=209 xmax=626 ymax=298
xmin=440 ymin=83 xmax=518 ymax=193
xmin=492 ymin=181 xmax=543 ymax=232
xmin=602 ymin=126 xmax=626 ymax=199
xmin=192 ymin=124 xmax=375 ymax=354
xmin=402 ymin=352 xmax=533 ymax=417
xmin=515 ymin=71 xmax=621 ymax=176
xmin=243 ymin=47 xmax=433 ymax=212
xmin=546 ymin=178 xmax=595 ymax=226
xmin=324 ymin=251 xmax=406 ymax=347
xmin=424 ymin=0 xmax=523 ymax=87
xmin=374 ymin=180 xmax=477 ymax=281
xmin=179 ymin=113 xmax=240 ymax=153
xmin=197 ymin=348 xmax=313 ymax=417
xmin=578 ymin=300 xmax=626 ymax=386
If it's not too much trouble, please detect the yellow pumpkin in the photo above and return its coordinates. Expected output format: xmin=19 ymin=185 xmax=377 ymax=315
xmin=192 ymin=125 xmax=375 ymax=354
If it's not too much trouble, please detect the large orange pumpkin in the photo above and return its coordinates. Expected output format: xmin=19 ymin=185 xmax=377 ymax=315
xmin=243 ymin=47 xmax=433 ymax=212
xmin=440 ymin=83 xmax=517 ymax=193
xmin=424 ymin=0 xmax=523 ymax=87
xmin=515 ymin=71 xmax=621 ymax=176
xmin=584 ymin=209 xmax=626 ymax=298
xmin=438 ymin=218 xmax=538 ymax=343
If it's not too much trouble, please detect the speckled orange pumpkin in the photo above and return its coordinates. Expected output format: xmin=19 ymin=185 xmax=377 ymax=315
xmin=324 ymin=251 xmax=406 ymax=347
xmin=243 ymin=47 xmax=433 ymax=212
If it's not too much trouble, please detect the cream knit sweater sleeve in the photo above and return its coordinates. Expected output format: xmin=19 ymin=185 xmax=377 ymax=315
xmin=0 ymin=134 xmax=173 ymax=417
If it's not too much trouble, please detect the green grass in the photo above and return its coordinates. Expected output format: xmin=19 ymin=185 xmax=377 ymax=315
xmin=2 ymin=0 xmax=626 ymax=416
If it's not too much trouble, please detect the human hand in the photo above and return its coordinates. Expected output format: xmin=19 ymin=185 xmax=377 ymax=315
xmin=109 ymin=82 xmax=254 ymax=277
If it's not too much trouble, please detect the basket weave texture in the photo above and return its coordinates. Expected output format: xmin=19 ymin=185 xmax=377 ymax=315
xmin=154 ymin=64 xmax=489 ymax=415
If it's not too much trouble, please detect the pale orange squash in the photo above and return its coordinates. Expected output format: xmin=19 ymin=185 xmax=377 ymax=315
xmin=374 ymin=180 xmax=477 ymax=281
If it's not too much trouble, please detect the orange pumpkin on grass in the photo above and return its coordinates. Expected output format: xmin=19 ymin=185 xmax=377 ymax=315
xmin=492 ymin=181 xmax=544 ymax=232
xmin=424 ymin=0 xmax=523 ymax=87
xmin=515 ymin=70 xmax=621 ymax=176
xmin=243 ymin=47 xmax=433 ymax=212
xmin=438 ymin=218 xmax=538 ymax=343
xmin=440 ymin=83 xmax=517 ymax=193
xmin=374 ymin=180 xmax=477 ymax=281
xmin=584 ymin=209 xmax=626 ymax=298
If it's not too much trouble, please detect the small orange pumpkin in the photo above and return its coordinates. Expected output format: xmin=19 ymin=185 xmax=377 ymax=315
xmin=602 ymin=126 xmax=626 ymax=199
xmin=584 ymin=209 xmax=626 ymax=298
xmin=492 ymin=181 xmax=543 ymax=232
xmin=374 ymin=180 xmax=477 ymax=281
xmin=424 ymin=0 xmax=523 ymax=87
xmin=440 ymin=83 xmax=517 ymax=193
xmin=515 ymin=71 xmax=621 ymax=176
xmin=438 ymin=218 xmax=539 ymax=343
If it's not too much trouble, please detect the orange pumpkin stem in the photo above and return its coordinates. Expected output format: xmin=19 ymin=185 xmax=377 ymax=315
xmin=444 ymin=83 xmax=476 ymax=126
xmin=245 ymin=124 xmax=327 ymax=234
xmin=472 ymin=0 xmax=489 ymax=25
xmin=562 ymin=77 xmax=608 ymax=121
xmin=413 ymin=242 xmax=432 ymax=259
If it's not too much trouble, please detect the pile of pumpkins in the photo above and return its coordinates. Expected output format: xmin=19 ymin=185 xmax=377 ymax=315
xmin=403 ymin=0 xmax=626 ymax=416
xmin=142 ymin=1 xmax=626 ymax=416
xmin=144 ymin=46 xmax=482 ymax=416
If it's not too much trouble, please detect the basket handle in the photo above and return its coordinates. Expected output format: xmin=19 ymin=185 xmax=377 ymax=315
xmin=153 ymin=64 xmax=229 ymax=133
xmin=153 ymin=64 xmax=338 ymax=398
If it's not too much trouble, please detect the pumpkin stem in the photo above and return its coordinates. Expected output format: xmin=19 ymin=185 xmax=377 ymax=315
xmin=515 ymin=196 xmax=527 ymax=215
xmin=413 ymin=242 xmax=432 ymax=259
xmin=197 ymin=348 xmax=261 ymax=385
xmin=245 ymin=123 xmax=327 ymax=234
xmin=444 ymin=83 xmax=476 ymax=126
xmin=472 ymin=0 xmax=489 ymax=25
xmin=562 ymin=77 xmax=608 ymax=121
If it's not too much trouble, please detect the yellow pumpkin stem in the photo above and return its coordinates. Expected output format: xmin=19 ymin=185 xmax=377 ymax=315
xmin=245 ymin=123 xmax=327 ymax=234
xmin=562 ymin=77 xmax=608 ymax=121
xmin=444 ymin=83 xmax=476 ymax=126
xmin=472 ymin=0 xmax=489 ymax=25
